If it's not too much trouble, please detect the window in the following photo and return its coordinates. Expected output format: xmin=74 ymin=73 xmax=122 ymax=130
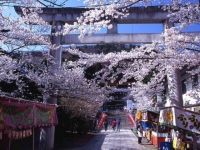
xmin=118 ymin=24 xmax=163 ymax=33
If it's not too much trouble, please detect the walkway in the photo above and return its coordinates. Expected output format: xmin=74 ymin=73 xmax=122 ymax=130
xmin=61 ymin=129 xmax=157 ymax=150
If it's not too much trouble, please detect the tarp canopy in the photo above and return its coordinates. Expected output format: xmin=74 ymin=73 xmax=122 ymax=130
xmin=0 ymin=96 xmax=58 ymax=130
xmin=159 ymin=106 xmax=200 ymax=134
xmin=141 ymin=121 xmax=152 ymax=130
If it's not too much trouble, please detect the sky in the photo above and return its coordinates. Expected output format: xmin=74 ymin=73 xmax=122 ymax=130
xmin=65 ymin=0 xmax=85 ymax=7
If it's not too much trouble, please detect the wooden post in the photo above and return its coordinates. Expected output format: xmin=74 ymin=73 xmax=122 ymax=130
xmin=45 ymin=95 xmax=57 ymax=150
xmin=8 ymin=138 xmax=11 ymax=150
xmin=32 ymin=128 xmax=35 ymax=150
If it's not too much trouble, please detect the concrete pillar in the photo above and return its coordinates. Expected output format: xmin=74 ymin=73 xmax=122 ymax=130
xmin=165 ymin=67 xmax=183 ymax=107
xmin=164 ymin=19 xmax=174 ymax=30
xmin=164 ymin=20 xmax=183 ymax=107
xmin=156 ymin=93 xmax=163 ymax=103
xmin=107 ymin=23 xmax=118 ymax=34
xmin=44 ymin=21 xmax=63 ymax=150
xmin=185 ymin=78 xmax=193 ymax=91
xmin=156 ymin=92 xmax=164 ymax=108
xmin=50 ymin=21 xmax=63 ymax=70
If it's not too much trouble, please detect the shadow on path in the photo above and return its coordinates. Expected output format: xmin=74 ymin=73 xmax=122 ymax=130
xmin=57 ymin=132 xmax=106 ymax=150
xmin=57 ymin=129 xmax=156 ymax=150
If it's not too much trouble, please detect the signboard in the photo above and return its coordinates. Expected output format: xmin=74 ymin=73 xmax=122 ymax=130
xmin=136 ymin=110 xmax=159 ymax=122
xmin=1 ymin=102 xmax=34 ymax=129
xmin=159 ymin=106 xmax=200 ymax=134
xmin=160 ymin=142 xmax=172 ymax=150
xmin=35 ymin=104 xmax=58 ymax=127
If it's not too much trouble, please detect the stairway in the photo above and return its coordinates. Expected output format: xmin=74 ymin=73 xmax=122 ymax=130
xmin=107 ymin=110 xmax=133 ymax=129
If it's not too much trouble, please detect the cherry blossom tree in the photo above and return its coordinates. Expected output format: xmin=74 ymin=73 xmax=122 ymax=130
xmin=63 ymin=0 xmax=200 ymax=109
xmin=1 ymin=0 xmax=69 ymax=7
xmin=0 ymin=1 xmax=107 ymax=115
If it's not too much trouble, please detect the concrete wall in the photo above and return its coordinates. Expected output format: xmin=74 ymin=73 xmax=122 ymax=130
xmin=62 ymin=33 xmax=162 ymax=44
xmin=15 ymin=6 xmax=167 ymax=24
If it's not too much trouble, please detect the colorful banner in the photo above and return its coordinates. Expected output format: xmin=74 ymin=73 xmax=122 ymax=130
xmin=135 ymin=111 xmax=142 ymax=121
xmin=127 ymin=113 xmax=135 ymax=128
xmin=136 ymin=110 xmax=159 ymax=122
xmin=1 ymin=101 xmax=34 ymax=129
xmin=0 ymin=96 xmax=57 ymax=130
xmin=159 ymin=106 xmax=200 ymax=134
xmin=97 ymin=113 xmax=107 ymax=129
xmin=159 ymin=107 xmax=174 ymax=125
xmin=35 ymin=104 xmax=58 ymax=127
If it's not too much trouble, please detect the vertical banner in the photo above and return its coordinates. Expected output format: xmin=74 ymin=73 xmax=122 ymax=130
xmin=135 ymin=111 xmax=142 ymax=121
xmin=159 ymin=107 xmax=174 ymax=126
xmin=127 ymin=113 xmax=135 ymax=128
xmin=98 ymin=113 xmax=107 ymax=129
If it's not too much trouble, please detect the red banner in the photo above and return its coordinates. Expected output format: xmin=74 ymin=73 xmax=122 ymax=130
xmin=98 ymin=113 xmax=107 ymax=129
xmin=0 ymin=96 xmax=57 ymax=130
xmin=127 ymin=113 xmax=135 ymax=128
xmin=34 ymin=103 xmax=58 ymax=127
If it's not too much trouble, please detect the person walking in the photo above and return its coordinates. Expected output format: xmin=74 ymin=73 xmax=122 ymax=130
xmin=104 ymin=119 xmax=108 ymax=131
xmin=137 ymin=124 xmax=143 ymax=144
xmin=117 ymin=118 xmax=121 ymax=132
xmin=111 ymin=119 xmax=117 ymax=131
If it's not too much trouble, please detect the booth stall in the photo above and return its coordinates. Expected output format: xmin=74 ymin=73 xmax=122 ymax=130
xmin=151 ymin=124 xmax=170 ymax=147
xmin=159 ymin=106 xmax=200 ymax=134
xmin=0 ymin=96 xmax=58 ymax=150
xmin=159 ymin=106 xmax=200 ymax=149
xmin=135 ymin=110 xmax=169 ymax=148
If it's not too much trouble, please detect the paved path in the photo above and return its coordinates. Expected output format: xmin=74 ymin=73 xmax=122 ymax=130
xmin=64 ymin=129 xmax=156 ymax=150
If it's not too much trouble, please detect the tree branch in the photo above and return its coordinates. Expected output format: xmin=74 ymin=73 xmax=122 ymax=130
xmin=36 ymin=0 xmax=68 ymax=7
